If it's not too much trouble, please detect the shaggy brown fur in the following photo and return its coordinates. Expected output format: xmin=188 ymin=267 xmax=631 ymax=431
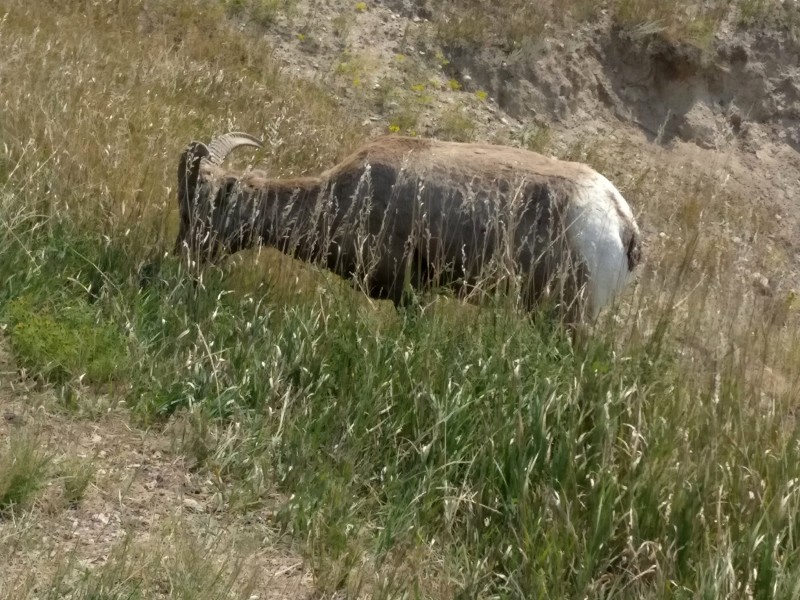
xmin=176 ymin=134 xmax=641 ymax=322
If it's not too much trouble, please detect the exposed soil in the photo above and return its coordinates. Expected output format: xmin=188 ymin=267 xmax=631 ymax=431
xmin=255 ymin=0 xmax=800 ymax=292
xmin=3 ymin=2 xmax=800 ymax=596
xmin=0 ymin=339 xmax=314 ymax=599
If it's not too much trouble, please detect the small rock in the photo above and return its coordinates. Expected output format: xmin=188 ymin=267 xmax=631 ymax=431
xmin=678 ymin=103 xmax=720 ymax=149
xmin=182 ymin=498 xmax=204 ymax=513
xmin=3 ymin=412 xmax=23 ymax=425
xmin=728 ymin=110 xmax=743 ymax=131
xmin=751 ymin=272 xmax=773 ymax=296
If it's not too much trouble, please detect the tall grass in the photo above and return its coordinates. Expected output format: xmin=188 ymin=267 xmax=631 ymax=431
xmin=2 ymin=0 xmax=800 ymax=598
xmin=0 ymin=433 xmax=51 ymax=516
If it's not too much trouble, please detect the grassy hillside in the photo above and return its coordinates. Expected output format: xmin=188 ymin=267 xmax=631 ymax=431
xmin=2 ymin=0 xmax=800 ymax=598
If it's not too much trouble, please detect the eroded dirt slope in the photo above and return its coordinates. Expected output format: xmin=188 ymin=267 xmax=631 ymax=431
xmin=243 ymin=0 xmax=800 ymax=293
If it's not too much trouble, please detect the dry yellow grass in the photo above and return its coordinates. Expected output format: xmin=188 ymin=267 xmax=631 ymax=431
xmin=1 ymin=0 xmax=365 ymax=254
xmin=2 ymin=0 xmax=800 ymax=597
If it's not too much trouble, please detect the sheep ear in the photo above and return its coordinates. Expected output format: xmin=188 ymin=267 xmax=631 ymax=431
xmin=205 ymin=132 xmax=263 ymax=166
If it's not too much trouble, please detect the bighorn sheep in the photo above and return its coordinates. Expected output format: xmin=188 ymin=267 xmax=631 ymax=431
xmin=175 ymin=132 xmax=641 ymax=323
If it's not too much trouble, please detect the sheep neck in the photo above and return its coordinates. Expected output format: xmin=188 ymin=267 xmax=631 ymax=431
xmin=245 ymin=176 xmax=328 ymax=261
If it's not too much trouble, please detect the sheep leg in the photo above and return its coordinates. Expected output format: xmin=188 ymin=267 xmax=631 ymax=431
xmin=360 ymin=229 xmax=426 ymax=308
xmin=378 ymin=256 xmax=419 ymax=310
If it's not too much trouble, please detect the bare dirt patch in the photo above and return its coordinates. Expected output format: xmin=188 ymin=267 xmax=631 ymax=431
xmin=0 ymin=339 xmax=313 ymax=600
xmin=243 ymin=0 xmax=800 ymax=293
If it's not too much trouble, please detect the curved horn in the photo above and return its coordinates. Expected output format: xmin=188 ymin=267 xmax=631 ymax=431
xmin=205 ymin=131 xmax=263 ymax=165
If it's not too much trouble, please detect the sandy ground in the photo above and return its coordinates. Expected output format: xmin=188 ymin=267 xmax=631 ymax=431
xmin=0 ymin=339 xmax=314 ymax=599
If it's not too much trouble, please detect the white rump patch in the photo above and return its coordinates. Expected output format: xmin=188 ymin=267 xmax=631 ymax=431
xmin=566 ymin=172 xmax=637 ymax=318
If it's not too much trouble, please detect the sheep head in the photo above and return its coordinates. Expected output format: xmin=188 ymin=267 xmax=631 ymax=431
xmin=174 ymin=132 xmax=263 ymax=262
